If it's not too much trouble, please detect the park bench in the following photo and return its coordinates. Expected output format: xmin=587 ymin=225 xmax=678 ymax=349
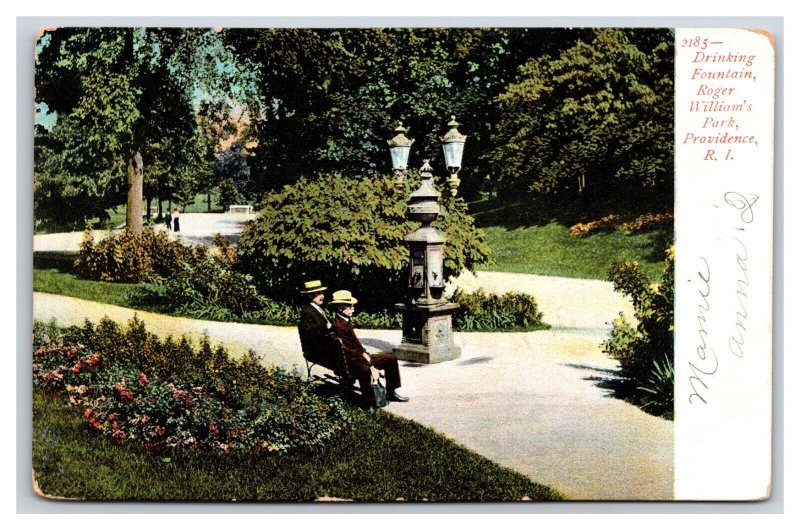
xmin=227 ymin=204 xmax=253 ymax=214
xmin=300 ymin=336 xmax=362 ymax=398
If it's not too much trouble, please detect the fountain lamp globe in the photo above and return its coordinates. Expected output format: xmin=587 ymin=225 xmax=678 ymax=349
xmin=387 ymin=121 xmax=414 ymax=186
xmin=441 ymin=116 xmax=467 ymax=196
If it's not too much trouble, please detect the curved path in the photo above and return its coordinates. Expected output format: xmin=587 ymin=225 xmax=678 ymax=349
xmin=31 ymin=271 xmax=671 ymax=500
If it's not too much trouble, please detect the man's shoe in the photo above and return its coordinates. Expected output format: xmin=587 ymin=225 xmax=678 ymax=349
xmin=387 ymin=391 xmax=409 ymax=402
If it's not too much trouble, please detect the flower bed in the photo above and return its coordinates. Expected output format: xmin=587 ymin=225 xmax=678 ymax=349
xmin=568 ymin=214 xmax=621 ymax=237
xmin=33 ymin=319 xmax=354 ymax=454
xmin=569 ymin=212 xmax=673 ymax=237
xmin=618 ymin=213 xmax=674 ymax=233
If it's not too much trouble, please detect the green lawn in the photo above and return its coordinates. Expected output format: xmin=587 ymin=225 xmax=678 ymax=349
xmin=33 ymin=268 xmax=140 ymax=308
xmin=34 ymin=390 xmax=561 ymax=501
xmin=471 ymin=197 xmax=671 ymax=281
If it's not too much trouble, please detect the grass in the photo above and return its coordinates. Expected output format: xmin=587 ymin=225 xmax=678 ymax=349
xmin=33 ymin=389 xmax=562 ymax=501
xmin=33 ymin=268 xmax=139 ymax=308
xmin=470 ymin=196 xmax=671 ymax=281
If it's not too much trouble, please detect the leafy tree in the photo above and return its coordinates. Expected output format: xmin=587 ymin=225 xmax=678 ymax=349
xmin=213 ymin=143 xmax=251 ymax=204
xmin=223 ymin=28 xmax=585 ymax=198
xmin=485 ymin=28 xmax=674 ymax=200
xmin=35 ymin=28 xmax=260 ymax=232
xmin=217 ymin=178 xmax=244 ymax=209
xmin=34 ymin=120 xmax=120 ymax=229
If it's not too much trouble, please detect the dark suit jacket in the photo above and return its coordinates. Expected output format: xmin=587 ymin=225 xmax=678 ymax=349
xmin=333 ymin=314 xmax=372 ymax=376
xmin=298 ymin=304 xmax=333 ymax=358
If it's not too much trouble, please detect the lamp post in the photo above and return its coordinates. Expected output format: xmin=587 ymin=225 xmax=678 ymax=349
xmin=391 ymin=118 xmax=463 ymax=364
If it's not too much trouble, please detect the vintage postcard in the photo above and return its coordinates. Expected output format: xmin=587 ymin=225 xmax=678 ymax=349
xmin=28 ymin=23 xmax=775 ymax=503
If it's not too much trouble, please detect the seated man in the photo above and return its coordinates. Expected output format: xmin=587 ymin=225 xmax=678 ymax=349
xmin=297 ymin=280 xmax=335 ymax=363
xmin=328 ymin=290 xmax=409 ymax=403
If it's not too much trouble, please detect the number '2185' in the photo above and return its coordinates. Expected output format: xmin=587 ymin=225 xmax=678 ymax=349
xmin=681 ymin=36 xmax=708 ymax=49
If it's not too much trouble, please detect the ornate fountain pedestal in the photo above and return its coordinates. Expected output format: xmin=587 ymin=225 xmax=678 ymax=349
xmin=392 ymin=160 xmax=461 ymax=364
xmin=393 ymin=301 xmax=461 ymax=364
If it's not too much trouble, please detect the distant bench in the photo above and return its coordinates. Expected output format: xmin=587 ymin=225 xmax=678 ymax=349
xmin=227 ymin=205 xmax=253 ymax=214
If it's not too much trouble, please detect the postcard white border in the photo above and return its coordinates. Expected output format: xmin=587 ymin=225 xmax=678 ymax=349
xmin=14 ymin=16 xmax=785 ymax=515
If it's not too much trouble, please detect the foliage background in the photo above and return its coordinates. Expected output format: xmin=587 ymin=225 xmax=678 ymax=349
xmin=236 ymin=172 xmax=491 ymax=310
xmin=35 ymin=27 xmax=674 ymax=229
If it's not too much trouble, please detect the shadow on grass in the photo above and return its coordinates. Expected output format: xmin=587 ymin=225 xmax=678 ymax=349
xmin=33 ymin=251 xmax=77 ymax=273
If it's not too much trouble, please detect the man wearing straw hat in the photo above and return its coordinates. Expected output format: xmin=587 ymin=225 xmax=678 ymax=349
xmin=298 ymin=279 xmax=334 ymax=358
xmin=329 ymin=289 xmax=409 ymax=404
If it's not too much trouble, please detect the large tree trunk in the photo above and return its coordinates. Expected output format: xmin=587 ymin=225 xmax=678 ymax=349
xmin=126 ymin=151 xmax=144 ymax=235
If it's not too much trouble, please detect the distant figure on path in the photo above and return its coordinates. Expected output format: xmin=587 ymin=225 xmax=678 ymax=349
xmin=164 ymin=211 xmax=172 ymax=231
xmin=172 ymin=208 xmax=180 ymax=233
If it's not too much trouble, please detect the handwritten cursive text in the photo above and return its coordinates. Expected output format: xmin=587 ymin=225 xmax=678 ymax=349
xmin=724 ymin=192 xmax=759 ymax=223
xmin=688 ymin=257 xmax=719 ymax=405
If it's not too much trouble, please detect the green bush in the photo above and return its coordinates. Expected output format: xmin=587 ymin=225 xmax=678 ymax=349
xmin=33 ymin=318 xmax=354 ymax=454
xmin=125 ymin=233 xmax=253 ymax=318
xmin=602 ymin=247 xmax=674 ymax=419
xmin=75 ymin=225 xmax=206 ymax=283
xmin=351 ymin=309 xmax=404 ymax=329
xmin=236 ymin=173 xmax=491 ymax=311
xmin=165 ymin=258 xmax=269 ymax=317
xmin=451 ymin=289 xmax=547 ymax=331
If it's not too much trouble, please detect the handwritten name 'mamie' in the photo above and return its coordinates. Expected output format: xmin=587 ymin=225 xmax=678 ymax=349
xmin=688 ymin=192 xmax=757 ymax=405
xmin=688 ymin=257 xmax=718 ymax=405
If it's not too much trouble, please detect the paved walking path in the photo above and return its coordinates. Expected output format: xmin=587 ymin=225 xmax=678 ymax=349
xmin=31 ymin=270 xmax=672 ymax=500
xmin=33 ymin=212 xmax=256 ymax=252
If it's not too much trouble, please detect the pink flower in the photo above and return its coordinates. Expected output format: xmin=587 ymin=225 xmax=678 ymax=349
xmin=84 ymin=354 xmax=101 ymax=367
xmin=84 ymin=408 xmax=102 ymax=429
xmin=112 ymin=429 xmax=127 ymax=440
xmin=113 ymin=382 xmax=135 ymax=403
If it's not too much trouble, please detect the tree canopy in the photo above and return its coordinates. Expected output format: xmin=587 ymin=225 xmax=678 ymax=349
xmin=35 ymin=27 xmax=261 ymax=229
xmin=222 ymin=28 xmax=596 ymax=196
xmin=35 ymin=27 xmax=674 ymax=230
xmin=484 ymin=28 xmax=674 ymax=200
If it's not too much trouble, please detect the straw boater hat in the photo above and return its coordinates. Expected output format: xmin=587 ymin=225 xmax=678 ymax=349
xmin=300 ymin=280 xmax=327 ymax=294
xmin=329 ymin=290 xmax=358 ymax=306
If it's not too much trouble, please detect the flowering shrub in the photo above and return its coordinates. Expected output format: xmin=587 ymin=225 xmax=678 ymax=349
xmin=569 ymin=214 xmax=621 ymax=237
xmin=33 ymin=319 xmax=354 ymax=454
xmin=33 ymin=328 xmax=102 ymax=392
xmin=618 ymin=213 xmax=674 ymax=233
xmin=569 ymin=212 xmax=673 ymax=237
